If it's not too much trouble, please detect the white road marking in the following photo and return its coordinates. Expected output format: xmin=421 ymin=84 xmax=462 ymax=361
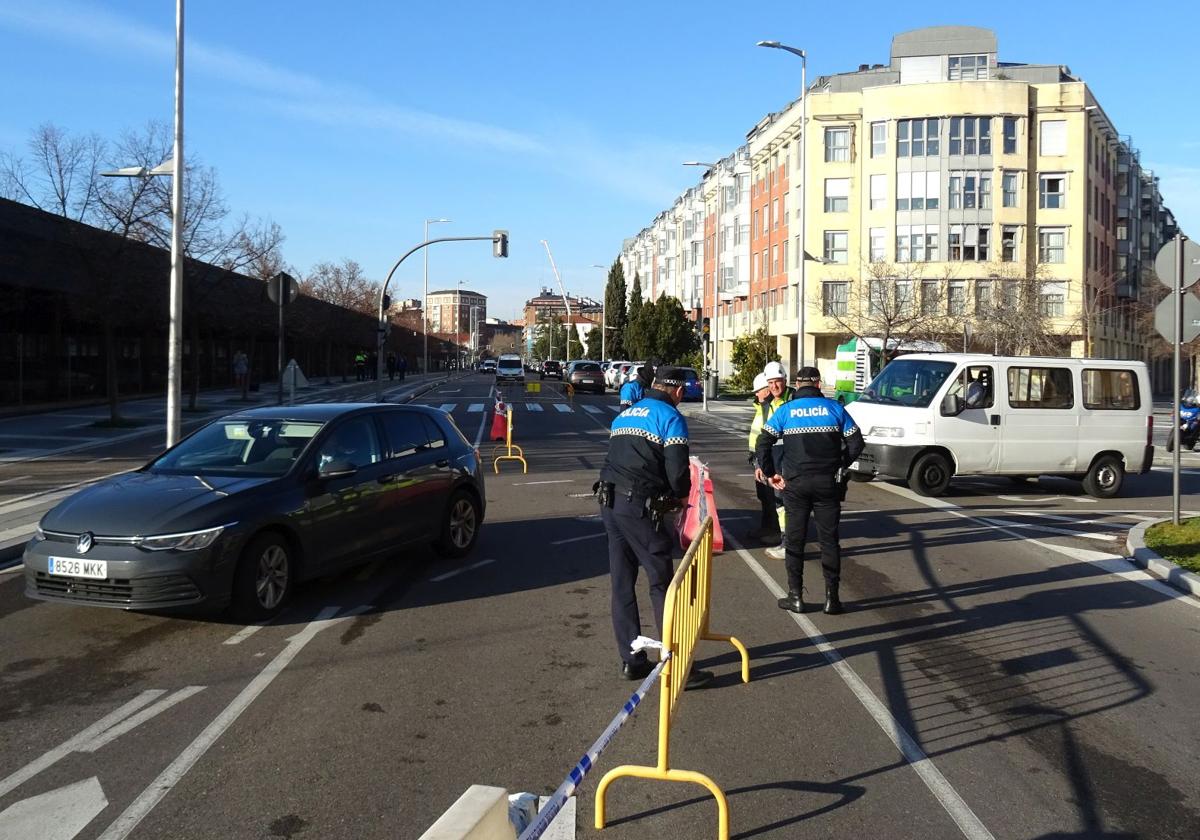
xmin=438 ymin=403 xmax=456 ymax=413
xmin=96 ymin=606 xmax=366 ymax=840
xmin=222 ymin=622 xmax=271 ymax=646
xmin=0 ymin=563 xmax=24 ymax=575
xmin=0 ymin=475 xmax=31 ymax=486
xmin=582 ymin=405 xmax=603 ymax=414
xmin=80 ymin=686 xmax=206 ymax=753
xmin=0 ymin=690 xmax=165 ymax=798
xmin=551 ymin=532 xmax=605 ymax=545
xmin=430 ymin=558 xmax=496 ymax=582
xmin=467 ymin=403 xmax=485 ymax=413
xmin=997 ymin=495 xmax=1097 ymax=503
xmin=513 ymin=479 xmax=573 ymax=486
xmin=471 ymin=385 xmax=495 ymax=449
xmin=977 ymin=517 xmax=1119 ymax=542
xmin=607 ymin=406 xmax=620 ymax=413
xmin=526 ymin=403 xmax=544 ymax=412
xmin=875 ymin=482 xmax=1200 ymax=608
xmin=553 ymin=404 xmax=573 ymax=413
xmin=0 ymin=467 xmax=130 ymax=516
xmin=438 ymin=389 xmax=461 ymax=393
xmin=0 ymin=776 xmax=108 ymax=840
xmin=728 ymin=533 xmax=996 ymax=840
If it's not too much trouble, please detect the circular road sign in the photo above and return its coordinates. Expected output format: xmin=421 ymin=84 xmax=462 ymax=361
xmin=1153 ymin=238 xmax=1200 ymax=291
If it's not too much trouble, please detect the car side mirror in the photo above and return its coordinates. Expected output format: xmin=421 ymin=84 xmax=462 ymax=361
xmin=941 ymin=393 xmax=965 ymax=417
xmin=318 ymin=458 xmax=357 ymax=480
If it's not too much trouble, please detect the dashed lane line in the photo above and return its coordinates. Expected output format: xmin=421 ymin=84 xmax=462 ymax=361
xmin=438 ymin=403 xmax=456 ymax=413
xmin=550 ymin=533 xmax=605 ymax=545
xmin=582 ymin=405 xmax=603 ymax=414
xmin=430 ymin=558 xmax=495 ymax=582
xmin=553 ymin=404 xmax=573 ymax=413
xmin=467 ymin=403 xmax=485 ymax=413
xmin=526 ymin=403 xmax=544 ymax=412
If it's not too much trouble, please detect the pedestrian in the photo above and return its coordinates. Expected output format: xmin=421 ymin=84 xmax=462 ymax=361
xmin=747 ymin=372 xmax=784 ymax=545
xmin=618 ymin=360 xmax=655 ymax=409
xmin=755 ymin=366 xmax=864 ymax=615
xmin=755 ymin=361 xmax=795 ymax=551
xmin=232 ymin=349 xmax=249 ymax=399
xmin=367 ymin=351 xmax=378 ymax=380
xmin=398 ymin=354 xmax=407 ymax=383
xmin=354 ymin=350 xmax=366 ymax=381
xmin=596 ymin=366 xmax=713 ymax=688
xmin=386 ymin=352 xmax=397 ymax=381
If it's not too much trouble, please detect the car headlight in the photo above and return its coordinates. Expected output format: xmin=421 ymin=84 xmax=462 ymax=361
xmin=869 ymin=426 xmax=906 ymax=439
xmin=139 ymin=524 xmax=230 ymax=552
xmin=35 ymin=524 xmax=45 ymax=540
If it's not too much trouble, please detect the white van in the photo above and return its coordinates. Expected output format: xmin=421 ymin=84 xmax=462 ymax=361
xmin=845 ymin=354 xmax=1153 ymax=498
xmin=495 ymin=354 xmax=525 ymax=384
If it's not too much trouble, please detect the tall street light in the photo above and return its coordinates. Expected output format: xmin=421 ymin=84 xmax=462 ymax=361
xmin=102 ymin=0 xmax=185 ymax=447
xmin=592 ymin=264 xmax=608 ymax=362
xmin=683 ymin=161 xmax=724 ymax=411
xmin=423 ymin=218 xmax=451 ymax=374
xmin=757 ymin=40 xmax=808 ymax=368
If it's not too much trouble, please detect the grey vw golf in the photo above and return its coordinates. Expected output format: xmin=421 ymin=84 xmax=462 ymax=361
xmin=23 ymin=404 xmax=485 ymax=620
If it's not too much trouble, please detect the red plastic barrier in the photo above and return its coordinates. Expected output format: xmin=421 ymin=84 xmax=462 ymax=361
xmin=678 ymin=457 xmax=723 ymax=553
xmin=490 ymin=397 xmax=508 ymax=442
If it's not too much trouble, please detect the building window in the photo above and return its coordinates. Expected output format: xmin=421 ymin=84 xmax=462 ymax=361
xmin=921 ymin=280 xmax=941 ymax=315
xmin=897 ymin=118 xmax=940 ymax=157
xmin=1040 ymin=120 xmax=1068 ymax=156
xmin=825 ymin=127 xmax=850 ymax=162
xmin=824 ymin=178 xmax=849 ymax=212
xmin=868 ymin=279 xmax=885 ymax=316
xmin=975 ymin=280 xmax=993 ymax=315
xmin=871 ymin=121 xmax=887 ymax=157
xmin=824 ymin=231 xmax=848 ymax=264
xmin=896 ymin=225 xmax=937 ymax=263
xmin=869 ymin=227 xmax=885 ymax=262
xmin=1000 ymin=279 xmax=1019 ymax=310
xmin=1003 ymin=117 xmax=1018 ymax=154
xmin=822 ymin=282 xmax=849 ymax=316
xmin=753 ymin=209 xmax=759 ymax=238
xmin=1038 ymin=228 xmax=1066 ymax=263
xmin=1039 ymin=174 xmax=1066 ymax=209
xmin=1040 ymin=281 xmax=1067 ymax=316
xmin=949 ymin=224 xmax=990 ymax=261
xmin=794 ymin=234 xmax=801 ymax=269
xmin=870 ymin=174 xmax=886 ymax=210
xmin=781 ymin=192 xmax=788 ymax=224
xmin=948 ymin=171 xmax=992 ymax=209
xmin=772 ymin=244 xmax=780 ymax=275
xmin=1002 ymin=171 xmax=1018 ymax=207
xmin=949 ymin=54 xmax=989 ymax=81
xmin=896 ymin=280 xmax=916 ymax=315
xmin=949 ymin=116 xmax=992 ymax=156
xmin=948 ymin=281 xmax=966 ymax=316
xmin=896 ymin=171 xmax=940 ymax=211
xmin=773 ymin=198 xmax=780 ymax=228
xmin=1001 ymin=225 xmax=1019 ymax=262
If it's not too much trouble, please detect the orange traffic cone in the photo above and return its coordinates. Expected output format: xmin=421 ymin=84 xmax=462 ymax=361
xmin=490 ymin=398 xmax=508 ymax=442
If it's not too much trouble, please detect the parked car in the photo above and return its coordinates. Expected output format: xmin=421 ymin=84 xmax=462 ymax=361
xmin=605 ymin=361 xmax=630 ymax=390
xmin=566 ymin=361 xmax=605 ymax=394
xmin=846 ymin=354 xmax=1153 ymax=498
xmin=23 ymin=404 xmax=486 ymax=619
xmin=679 ymin=367 xmax=703 ymax=401
xmin=540 ymin=360 xmax=563 ymax=380
xmin=495 ymin=354 xmax=525 ymax=383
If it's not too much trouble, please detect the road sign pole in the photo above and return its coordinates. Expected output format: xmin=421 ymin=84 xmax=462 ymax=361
xmin=278 ymin=279 xmax=286 ymax=407
xmin=1173 ymin=235 xmax=1184 ymax=525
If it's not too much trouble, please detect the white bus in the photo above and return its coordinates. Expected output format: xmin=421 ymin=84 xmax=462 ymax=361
xmin=845 ymin=354 xmax=1153 ymax=498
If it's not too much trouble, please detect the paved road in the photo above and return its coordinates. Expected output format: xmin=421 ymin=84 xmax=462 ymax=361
xmin=0 ymin=373 xmax=1197 ymax=838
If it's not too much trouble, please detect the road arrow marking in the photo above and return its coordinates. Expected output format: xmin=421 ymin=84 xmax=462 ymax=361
xmin=0 ymin=776 xmax=108 ymax=840
xmin=80 ymin=686 xmax=206 ymax=753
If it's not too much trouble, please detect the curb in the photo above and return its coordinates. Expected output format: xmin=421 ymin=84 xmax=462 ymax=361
xmin=682 ymin=407 xmax=751 ymax=437
xmin=1125 ymin=520 xmax=1200 ymax=599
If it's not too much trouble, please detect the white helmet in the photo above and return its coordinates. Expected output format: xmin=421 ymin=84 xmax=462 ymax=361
xmin=752 ymin=372 xmax=770 ymax=391
xmin=763 ymin=361 xmax=787 ymax=381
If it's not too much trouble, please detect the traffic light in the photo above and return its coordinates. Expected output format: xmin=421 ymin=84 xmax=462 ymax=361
xmin=493 ymin=230 xmax=509 ymax=258
xmin=382 ymin=293 xmax=392 ymax=311
xmin=702 ymin=317 xmax=710 ymax=335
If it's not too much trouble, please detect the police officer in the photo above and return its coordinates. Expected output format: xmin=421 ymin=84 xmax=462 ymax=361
xmin=755 ymin=366 xmax=864 ymax=615
xmin=618 ymin=360 xmax=654 ymax=409
xmin=597 ymin=366 xmax=713 ymax=688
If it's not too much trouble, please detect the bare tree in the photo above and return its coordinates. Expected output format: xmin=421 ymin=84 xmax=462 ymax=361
xmin=1 ymin=123 xmax=106 ymax=222
xmin=299 ymin=259 xmax=381 ymax=317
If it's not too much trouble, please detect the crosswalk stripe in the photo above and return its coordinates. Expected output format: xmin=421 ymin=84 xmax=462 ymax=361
xmin=467 ymin=403 xmax=484 ymax=413
xmin=608 ymin=406 xmax=620 ymax=413
xmin=438 ymin=403 xmax=455 ymax=413
xmin=583 ymin=405 xmax=603 ymax=414
xmin=525 ymin=403 xmax=544 ymax=412
xmin=553 ymin=404 xmax=573 ymax=413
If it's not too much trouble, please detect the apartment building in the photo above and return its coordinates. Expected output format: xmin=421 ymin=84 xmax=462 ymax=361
xmin=428 ymin=288 xmax=487 ymax=339
xmin=620 ymin=26 xmax=1178 ymax=385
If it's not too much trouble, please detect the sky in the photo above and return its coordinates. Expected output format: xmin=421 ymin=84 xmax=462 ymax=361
xmin=2 ymin=0 xmax=1198 ymax=320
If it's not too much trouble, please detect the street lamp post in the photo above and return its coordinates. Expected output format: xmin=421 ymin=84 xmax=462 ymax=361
xmin=423 ymin=218 xmax=451 ymax=375
xmin=683 ymin=161 xmax=727 ymax=411
xmin=757 ymin=40 xmax=808 ymax=368
xmin=592 ymin=264 xmax=608 ymax=361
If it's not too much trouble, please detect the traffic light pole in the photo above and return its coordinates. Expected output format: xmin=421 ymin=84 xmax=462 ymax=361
xmin=376 ymin=232 xmax=507 ymax=401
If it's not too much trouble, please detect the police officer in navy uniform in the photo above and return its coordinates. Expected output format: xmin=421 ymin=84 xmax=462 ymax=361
xmin=597 ymin=366 xmax=713 ymax=687
xmin=755 ymin=366 xmax=864 ymax=615
xmin=618 ymin=360 xmax=655 ymax=409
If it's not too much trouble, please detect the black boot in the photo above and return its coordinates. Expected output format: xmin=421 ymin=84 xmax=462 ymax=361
xmin=823 ymin=582 xmax=844 ymax=615
xmin=777 ymin=590 xmax=806 ymax=613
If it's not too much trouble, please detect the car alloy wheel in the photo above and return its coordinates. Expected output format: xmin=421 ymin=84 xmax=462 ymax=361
xmin=449 ymin=497 xmax=477 ymax=550
xmin=256 ymin=544 xmax=290 ymax=609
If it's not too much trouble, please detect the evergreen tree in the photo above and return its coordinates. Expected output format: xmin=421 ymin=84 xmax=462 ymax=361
xmin=626 ymin=273 xmax=644 ymax=357
xmin=604 ymin=259 xmax=628 ymax=359
xmin=585 ymin=326 xmax=603 ymax=360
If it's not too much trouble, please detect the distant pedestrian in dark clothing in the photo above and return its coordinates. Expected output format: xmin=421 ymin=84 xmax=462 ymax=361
xmin=386 ymin=352 xmax=397 ymax=380
xmin=367 ymin=352 xmax=378 ymax=380
xmin=354 ymin=350 xmax=366 ymax=381
xmin=398 ymin=355 xmax=407 ymax=383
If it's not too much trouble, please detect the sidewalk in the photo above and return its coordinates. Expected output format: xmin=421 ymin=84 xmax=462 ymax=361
xmin=679 ymin=398 xmax=754 ymax=437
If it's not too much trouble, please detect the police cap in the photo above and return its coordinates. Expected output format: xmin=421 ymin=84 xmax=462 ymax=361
xmin=795 ymin=365 xmax=821 ymax=383
xmin=654 ymin=366 xmax=688 ymax=387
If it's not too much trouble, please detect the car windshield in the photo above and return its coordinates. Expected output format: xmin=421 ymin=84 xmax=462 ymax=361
xmin=498 ymin=358 xmax=521 ymax=370
xmin=574 ymin=362 xmax=601 ymax=372
xmin=858 ymin=359 xmax=955 ymax=408
xmin=149 ymin=419 xmax=324 ymax=477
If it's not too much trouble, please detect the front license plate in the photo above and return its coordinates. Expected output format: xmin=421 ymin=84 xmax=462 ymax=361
xmin=48 ymin=556 xmax=108 ymax=579
xmin=581 ymin=379 xmax=594 ymax=384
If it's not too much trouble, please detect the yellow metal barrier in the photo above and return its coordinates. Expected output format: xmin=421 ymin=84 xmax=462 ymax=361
xmin=525 ymin=381 xmax=541 ymax=394
xmin=594 ymin=516 xmax=750 ymax=840
xmin=492 ymin=407 xmax=527 ymax=474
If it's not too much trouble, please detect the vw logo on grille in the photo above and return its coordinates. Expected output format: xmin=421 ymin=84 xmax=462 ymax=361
xmin=76 ymin=532 xmax=94 ymax=555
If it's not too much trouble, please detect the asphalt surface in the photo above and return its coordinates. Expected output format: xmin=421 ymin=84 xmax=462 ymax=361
xmin=0 ymin=373 xmax=1198 ymax=839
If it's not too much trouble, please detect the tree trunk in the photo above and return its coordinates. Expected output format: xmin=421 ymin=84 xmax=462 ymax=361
xmin=103 ymin=320 xmax=122 ymax=422
xmin=188 ymin=317 xmax=201 ymax=411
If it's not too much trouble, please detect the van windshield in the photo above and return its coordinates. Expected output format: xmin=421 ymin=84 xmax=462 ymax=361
xmin=859 ymin=359 xmax=955 ymax=408
xmin=497 ymin=358 xmax=521 ymax=370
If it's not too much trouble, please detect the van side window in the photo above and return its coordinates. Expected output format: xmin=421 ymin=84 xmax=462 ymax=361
xmin=1082 ymin=369 xmax=1139 ymax=410
xmin=946 ymin=365 xmax=994 ymax=409
xmin=1007 ymin=367 xmax=1074 ymax=409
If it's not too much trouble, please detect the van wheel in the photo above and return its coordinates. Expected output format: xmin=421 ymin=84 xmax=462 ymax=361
xmin=909 ymin=452 xmax=952 ymax=497
xmin=1082 ymin=455 xmax=1124 ymax=499
xmin=1165 ymin=430 xmax=1175 ymax=453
